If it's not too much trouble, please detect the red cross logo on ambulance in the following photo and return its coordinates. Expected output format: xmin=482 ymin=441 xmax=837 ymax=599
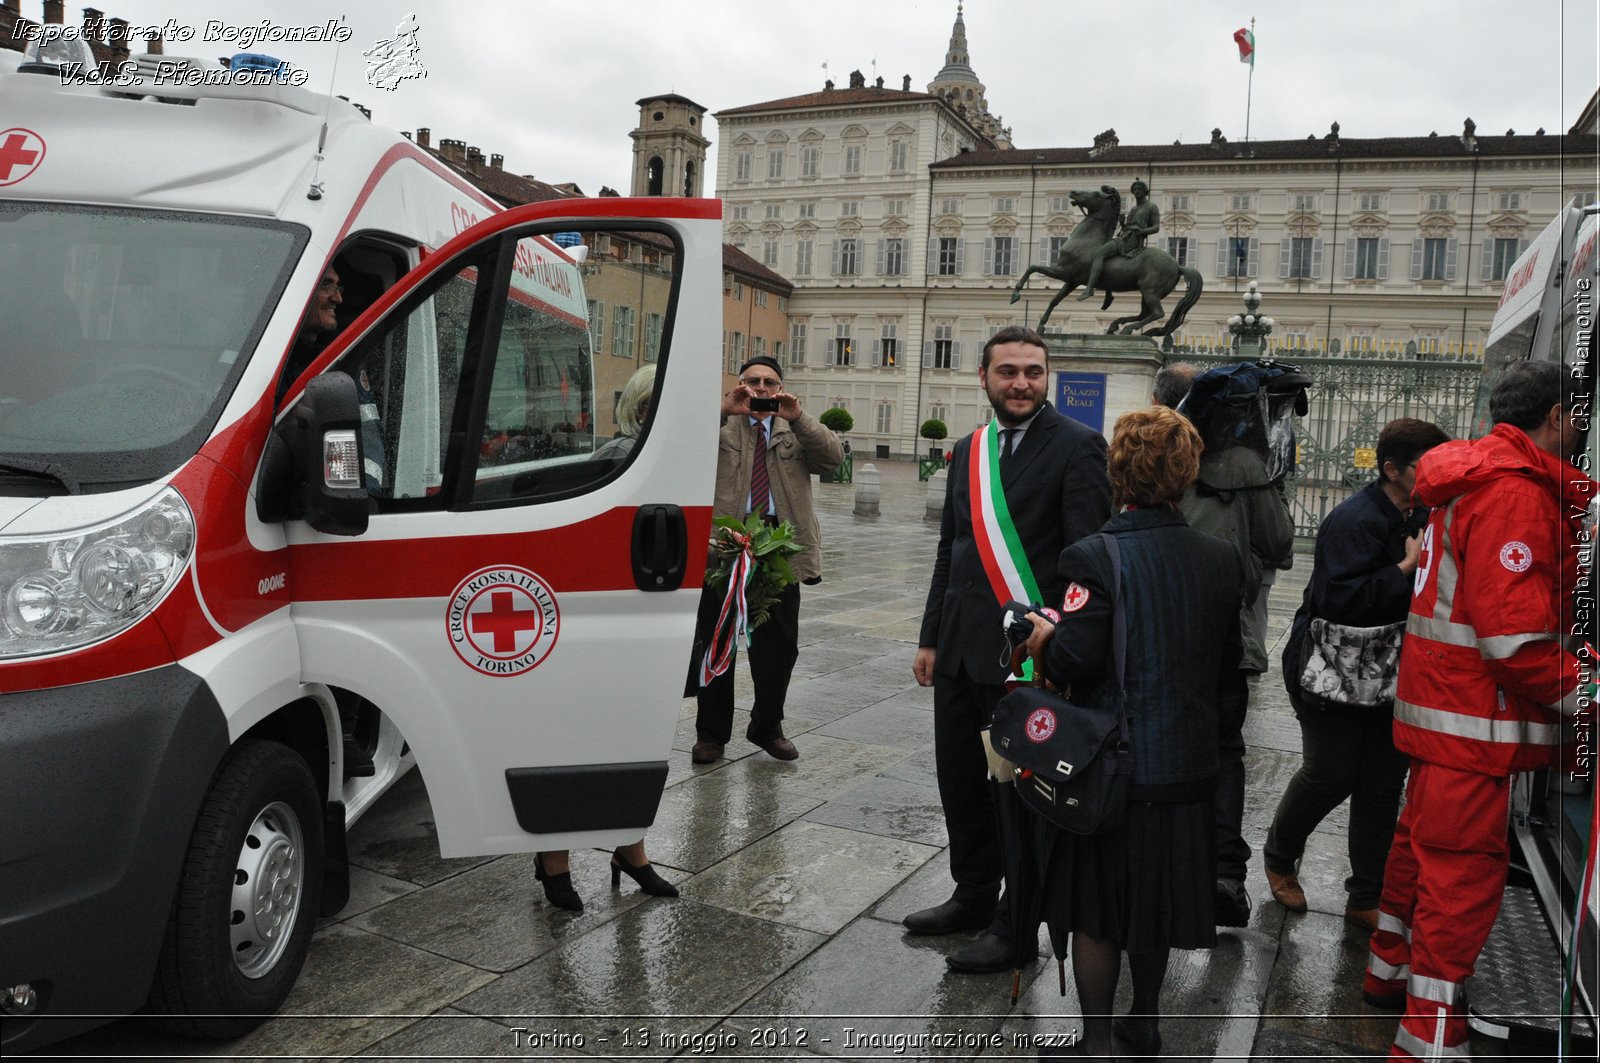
xmin=1025 ymin=707 xmax=1057 ymax=743
xmin=446 ymin=565 xmax=560 ymax=676
xmin=0 ymin=128 xmax=45 ymax=187
xmin=1499 ymin=540 xmax=1533 ymax=573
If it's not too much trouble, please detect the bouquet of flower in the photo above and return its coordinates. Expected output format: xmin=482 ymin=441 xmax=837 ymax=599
xmin=699 ymin=514 xmax=806 ymax=685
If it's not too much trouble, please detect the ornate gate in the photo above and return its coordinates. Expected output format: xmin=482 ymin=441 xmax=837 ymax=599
xmin=1165 ymin=341 xmax=1485 ymax=537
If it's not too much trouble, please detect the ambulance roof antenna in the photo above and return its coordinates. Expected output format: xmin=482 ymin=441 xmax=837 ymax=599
xmin=307 ymin=39 xmax=344 ymax=201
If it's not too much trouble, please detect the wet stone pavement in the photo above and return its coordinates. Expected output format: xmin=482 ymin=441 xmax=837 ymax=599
xmin=52 ymin=461 xmax=1500 ymax=1060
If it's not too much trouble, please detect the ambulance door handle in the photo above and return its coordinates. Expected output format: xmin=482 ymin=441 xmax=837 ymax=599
xmin=632 ymin=504 xmax=685 ymax=592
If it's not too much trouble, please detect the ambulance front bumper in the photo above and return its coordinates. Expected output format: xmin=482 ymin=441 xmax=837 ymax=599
xmin=0 ymin=664 xmax=229 ymax=1052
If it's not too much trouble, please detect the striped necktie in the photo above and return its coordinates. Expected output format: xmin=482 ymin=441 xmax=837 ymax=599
xmin=750 ymin=419 xmax=773 ymax=516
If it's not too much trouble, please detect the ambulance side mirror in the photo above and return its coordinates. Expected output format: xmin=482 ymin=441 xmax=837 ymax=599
xmin=257 ymin=373 xmax=370 ymax=536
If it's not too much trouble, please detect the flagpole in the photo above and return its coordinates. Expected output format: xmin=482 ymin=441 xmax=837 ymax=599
xmin=1243 ymin=16 xmax=1255 ymax=145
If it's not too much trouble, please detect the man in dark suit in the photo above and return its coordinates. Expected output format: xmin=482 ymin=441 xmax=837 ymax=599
xmin=908 ymin=325 xmax=1112 ymax=972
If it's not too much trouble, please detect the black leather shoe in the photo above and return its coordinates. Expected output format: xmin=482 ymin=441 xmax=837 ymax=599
xmin=1215 ymin=877 xmax=1252 ymax=927
xmin=342 ymin=736 xmax=375 ymax=778
xmin=690 ymin=740 xmax=724 ymax=765
xmin=533 ymin=852 xmax=582 ymax=912
xmin=902 ymin=897 xmax=994 ymax=935
xmin=611 ymin=848 xmax=679 ymax=898
xmin=946 ymin=930 xmax=1014 ymax=974
xmin=1112 ymin=1015 xmax=1161 ymax=1056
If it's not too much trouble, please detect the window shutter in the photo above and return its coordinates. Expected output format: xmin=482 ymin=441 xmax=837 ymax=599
xmin=1311 ymin=238 xmax=1324 ymax=279
xmin=951 ymin=340 xmax=962 ymax=370
xmin=875 ymin=240 xmax=885 ymax=275
xmin=1344 ymin=238 xmax=1357 ymax=280
xmin=921 ymin=339 xmax=932 ymax=367
xmin=1518 ymin=237 xmax=1529 ymax=258
xmin=1445 ymin=238 xmax=1458 ymax=281
xmin=1377 ymin=237 xmax=1390 ymax=280
xmin=1481 ymin=237 xmax=1495 ymax=282
xmin=1216 ymin=237 xmax=1230 ymax=277
xmin=871 ymin=338 xmax=881 ymax=363
xmin=829 ymin=240 xmax=839 ymax=275
xmin=1278 ymin=241 xmax=1292 ymax=279
xmin=1247 ymin=238 xmax=1260 ymax=277
xmin=1039 ymin=237 xmax=1050 ymax=265
xmin=928 ymin=244 xmax=940 ymax=276
xmin=984 ymin=236 xmax=994 ymax=276
xmin=1410 ymin=241 xmax=1424 ymax=281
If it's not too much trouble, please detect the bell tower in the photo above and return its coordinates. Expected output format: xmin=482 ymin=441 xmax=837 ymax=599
xmin=630 ymin=94 xmax=710 ymax=197
xmin=926 ymin=3 xmax=1011 ymax=148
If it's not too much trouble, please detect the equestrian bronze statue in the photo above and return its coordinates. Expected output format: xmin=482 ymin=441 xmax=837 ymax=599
xmin=1010 ymin=184 xmax=1203 ymax=336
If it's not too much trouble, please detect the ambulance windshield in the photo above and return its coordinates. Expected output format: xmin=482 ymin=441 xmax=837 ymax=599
xmin=0 ymin=202 xmax=304 ymax=493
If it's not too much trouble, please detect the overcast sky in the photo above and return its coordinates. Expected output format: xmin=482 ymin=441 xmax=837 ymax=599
xmin=67 ymin=0 xmax=1600 ymax=195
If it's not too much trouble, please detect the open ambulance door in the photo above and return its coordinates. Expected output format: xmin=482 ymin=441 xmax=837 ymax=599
xmin=279 ymin=198 xmax=721 ymax=856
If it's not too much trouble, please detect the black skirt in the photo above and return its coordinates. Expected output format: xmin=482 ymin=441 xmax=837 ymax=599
xmin=1039 ymin=796 xmax=1217 ymax=953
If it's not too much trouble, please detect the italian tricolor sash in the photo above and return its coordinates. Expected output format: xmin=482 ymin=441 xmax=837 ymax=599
xmin=968 ymin=421 xmax=1043 ymax=679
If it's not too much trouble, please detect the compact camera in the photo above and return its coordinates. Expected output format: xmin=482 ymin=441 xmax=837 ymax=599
xmin=1001 ymin=600 xmax=1036 ymax=648
xmin=749 ymin=396 xmax=780 ymax=412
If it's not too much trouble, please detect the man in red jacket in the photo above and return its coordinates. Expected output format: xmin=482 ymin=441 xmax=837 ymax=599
xmin=1363 ymin=359 xmax=1594 ymax=1059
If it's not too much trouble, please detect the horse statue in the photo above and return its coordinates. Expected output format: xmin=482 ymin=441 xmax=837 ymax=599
xmin=1009 ymin=185 xmax=1203 ymax=336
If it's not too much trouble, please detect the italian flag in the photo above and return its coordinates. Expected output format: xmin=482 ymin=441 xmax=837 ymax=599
xmin=1234 ymin=27 xmax=1255 ymax=65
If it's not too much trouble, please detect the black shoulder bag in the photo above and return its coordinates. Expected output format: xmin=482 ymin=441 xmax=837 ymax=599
xmin=989 ymin=533 xmax=1132 ymax=836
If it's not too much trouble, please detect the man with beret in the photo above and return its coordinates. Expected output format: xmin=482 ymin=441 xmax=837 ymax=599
xmin=688 ymin=356 xmax=845 ymax=764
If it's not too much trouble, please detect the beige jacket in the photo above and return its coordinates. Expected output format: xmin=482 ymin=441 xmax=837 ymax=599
xmin=713 ymin=411 xmax=844 ymax=582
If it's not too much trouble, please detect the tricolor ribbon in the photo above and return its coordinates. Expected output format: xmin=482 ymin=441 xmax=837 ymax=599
xmin=969 ymin=422 xmax=1044 ymax=681
xmin=699 ymin=531 xmax=754 ymax=685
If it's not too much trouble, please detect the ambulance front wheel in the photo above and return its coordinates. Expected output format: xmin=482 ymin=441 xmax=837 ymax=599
xmin=147 ymin=739 xmax=324 ymax=1038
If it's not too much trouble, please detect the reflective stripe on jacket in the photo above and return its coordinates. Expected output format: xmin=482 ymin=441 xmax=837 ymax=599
xmin=1393 ymin=424 xmax=1591 ymax=775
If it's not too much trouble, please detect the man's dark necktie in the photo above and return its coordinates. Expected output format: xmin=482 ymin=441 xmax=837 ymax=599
xmin=751 ymin=420 xmax=773 ymax=516
xmin=1001 ymin=427 xmax=1018 ymax=467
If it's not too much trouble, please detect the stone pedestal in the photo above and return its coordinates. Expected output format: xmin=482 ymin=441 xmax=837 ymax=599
xmin=925 ymin=468 xmax=947 ymax=522
xmin=853 ymin=463 xmax=881 ymax=517
xmin=1043 ymin=332 xmax=1164 ymax=439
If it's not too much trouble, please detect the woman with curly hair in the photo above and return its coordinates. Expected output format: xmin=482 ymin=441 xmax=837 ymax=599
xmin=1021 ymin=407 xmax=1246 ymax=1060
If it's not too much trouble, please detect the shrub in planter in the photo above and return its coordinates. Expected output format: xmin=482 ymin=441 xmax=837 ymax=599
xmin=818 ymin=407 xmax=854 ymax=433
xmin=816 ymin=407 xmax=854 ymax=483
xmin=920 ymin=418 xmax=948 ymax=458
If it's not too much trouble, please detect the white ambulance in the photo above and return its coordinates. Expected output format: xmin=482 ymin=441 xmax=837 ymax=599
xmin=0 ymin=48 xmax=719 ymax=1051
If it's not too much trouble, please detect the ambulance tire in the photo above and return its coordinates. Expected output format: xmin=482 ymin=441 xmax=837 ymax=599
xmin=147 ymin=739 xmax=324 ymax=1038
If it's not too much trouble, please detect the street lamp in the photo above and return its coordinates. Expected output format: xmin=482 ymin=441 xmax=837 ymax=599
xmin=1227 ymin=280 xmax=1275 ymax=360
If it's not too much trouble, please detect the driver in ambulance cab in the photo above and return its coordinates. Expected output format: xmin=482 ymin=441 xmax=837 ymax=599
xmin=277 ymin=266 xmax=344 ymax=404
xmin=276 ymin=264 xmax=386 ymax=496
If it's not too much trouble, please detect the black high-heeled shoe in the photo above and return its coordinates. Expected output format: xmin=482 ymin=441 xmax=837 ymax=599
xmin=534 ymin=852 xmax=583 ymax=912
xmin=610 ymin=848 xmax=679 ymax=898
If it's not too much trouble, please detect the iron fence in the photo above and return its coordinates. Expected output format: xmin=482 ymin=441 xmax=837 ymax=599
xmin=1164 ymin=340 xmax=1485 ymax=537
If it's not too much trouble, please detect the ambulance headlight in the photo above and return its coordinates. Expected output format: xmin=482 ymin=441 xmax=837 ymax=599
xmin=0 ymin=488 xmax=194 ymax=659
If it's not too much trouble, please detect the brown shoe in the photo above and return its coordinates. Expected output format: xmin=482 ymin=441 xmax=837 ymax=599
xmin=1265 ymin=867 xmax=1308 ymax=912
xmin=690 ymin=740 xmax=724 ymax=765
xmin=1345 ymin=906 xmax=1379 ymax=933
xmin=746 ymin=727 xmax=799 ymax=761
